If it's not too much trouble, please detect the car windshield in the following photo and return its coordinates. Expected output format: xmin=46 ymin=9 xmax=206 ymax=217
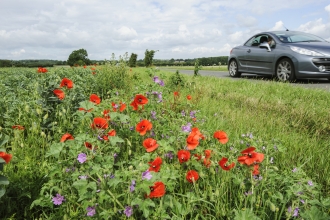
xmin=274 ymin=32 xmax=325 ymax=43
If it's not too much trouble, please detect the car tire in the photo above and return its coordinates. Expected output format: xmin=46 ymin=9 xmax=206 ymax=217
xmin=276 ymin=58 xmax=296 ymax=82
xmin=229 ymin=59 xmax=241 ymax=77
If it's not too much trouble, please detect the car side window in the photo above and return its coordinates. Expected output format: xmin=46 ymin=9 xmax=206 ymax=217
xmin=244 ymin=36 xmax=259 ymax=47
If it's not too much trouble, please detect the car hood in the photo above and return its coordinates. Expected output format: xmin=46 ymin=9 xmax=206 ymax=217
xmin=291 ymin=42 xmax=330 ymax=55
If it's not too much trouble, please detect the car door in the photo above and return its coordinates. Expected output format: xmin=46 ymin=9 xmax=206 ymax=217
xmin=245 ymin=35 xmax=275 ymax=74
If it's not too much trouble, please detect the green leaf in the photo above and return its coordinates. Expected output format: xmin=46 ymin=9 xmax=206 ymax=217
xmin=0 ymin=188 xmax=5 ymax=198
xmin=45 ymin=143 xmax=64 ymax=158
xmin=110 ymin=136 xmax=124 ymax=146
xmin=300 ymin=206 xmax=330 ymax=220
xmin=79 ymin=100 xmax=95 ymax=110
xmin=0 ymin=175 xmax=9 ymax=185
xmin=0 ymin=158 xmax=5 ymax=164
xmin=72 ymin=179 xmax=89 ymax=196
xmin=0 ymin=134 xmax=9 ymax=147
xmin=233 ymin=209 xmax=261 ymax=220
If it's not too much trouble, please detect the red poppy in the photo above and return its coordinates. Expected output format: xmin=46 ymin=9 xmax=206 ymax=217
xmin=111 ymin=102 xmax=117 ymax=112
xmin=53 ymin=89 xmax=65 ymax=100
xmin=186 ymin=128 xmax=204 ymax=150
xmin=204 ymin=149 xmax=212 ymax=159
xmin=60 ymin=78 xmax=74 ymax=89
xmin=83 ymin=65 xmax=87 ymax=68
xmin=103 ymin=109 xmax=110 ymax=120
xmin=84 ymin=142 xmax=94 ymax=150
xmin=203 ymin=159 xmax=211 ymax=168
xmin=37 ymin=67 xmax=48 ymax=73
xmin=174 ymin=91 xmax=179 ymax=97
xmin=213 ymin=130 xmax=229 ymax=144
xmin=90 ymin=94 xmax=101 ymax=105
xmin=177 ymin=150 xmax=191 ymax=163
xmin=91 ymin=117 xmax=109 ymax=129
xmin=252 ymin=164 xmax=260 ymax=175
xmin=194 ymin=153 xmax=201 ymax=161
xmin=12 ymin=125 xmax=24 ymax=130
xmin=143 ymin=138 xmax=159 ymax=152
xmin=0 ymin=151 xmax=12 ymax=164
xmin=101 ymin=135 xmax=109 ymax=141
xmin=148 ymin=156 xmax=162 ymax=172
xmin=78 ymin=107 xmax=93 ymax=112
xmin=107 ymin=129 xmax=116 ymax=136
xmin=147 ymin=181 xmax=166 ymax=198
xmin=237 ymin=147 xmax=264 ymax=166
xmin=136 ymin=119 xmax=152 ymax=136
xmin=60 ymin=133 xmax=74 ymax=142
xmin=119 ymin=102 xmax=126 ymax=112
xmin=130 ymin=94 xmax=148 ymax=110
xmin=186 ymin=170 xmax=199 ymax=183
xmin=187 ymin=95 xmax=192 ymax=100
xmin=219 ymin=157 xmax=235 ymax=171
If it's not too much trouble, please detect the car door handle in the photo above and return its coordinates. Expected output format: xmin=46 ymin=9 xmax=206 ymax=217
xmin=247 ymin=49 xmax=251 ymax=53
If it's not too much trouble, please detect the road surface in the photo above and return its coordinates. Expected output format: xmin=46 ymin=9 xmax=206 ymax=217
xmin=160 ymin=68 xmax=330 ymax=92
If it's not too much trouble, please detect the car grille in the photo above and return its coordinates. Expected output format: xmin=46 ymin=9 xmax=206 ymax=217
xmin=312 ymin=58 xmax=330 ymax=71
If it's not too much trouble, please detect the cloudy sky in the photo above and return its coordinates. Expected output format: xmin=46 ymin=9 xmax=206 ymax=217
xmin=1 ymin=0 xmax=330 ymax=61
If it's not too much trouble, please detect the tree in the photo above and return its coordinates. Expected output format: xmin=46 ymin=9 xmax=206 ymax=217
xmin=128 ymin=53 xmax=138 ymax=67
xmin=194 ymin=59 xmax=202 ymax=76
xmin=144 ymin=49 xmax=157 ymax=67
xmin=67 ymin=48 xmax=91 ymax=66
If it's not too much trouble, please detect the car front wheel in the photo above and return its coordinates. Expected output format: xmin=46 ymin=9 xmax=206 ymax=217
xmin=276 ymin=58 xmax=296 ymax=82
xmin=229 ymin=59 xmax=241 ymax=77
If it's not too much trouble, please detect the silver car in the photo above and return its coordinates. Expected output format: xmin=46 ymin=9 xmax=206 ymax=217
xmin=228 ymin=31 xmax=330 ymax=82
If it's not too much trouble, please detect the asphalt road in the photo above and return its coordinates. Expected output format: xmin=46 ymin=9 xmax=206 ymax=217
xmin=160 ymin=68 xmax=330 ymax=92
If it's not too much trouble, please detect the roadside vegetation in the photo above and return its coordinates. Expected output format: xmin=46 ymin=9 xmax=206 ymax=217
xmin=0 ymin=61 xmax=329 ymax=219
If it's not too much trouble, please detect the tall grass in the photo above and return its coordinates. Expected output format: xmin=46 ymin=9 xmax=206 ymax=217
xmin=0 ymin=65 xmax=329 ymax=219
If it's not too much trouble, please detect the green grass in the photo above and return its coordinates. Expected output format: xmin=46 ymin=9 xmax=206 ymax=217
xmin=0 ymin=65 xmax=329 ymax=219
xmin=159 ymin=65 xmax=228 ymax=71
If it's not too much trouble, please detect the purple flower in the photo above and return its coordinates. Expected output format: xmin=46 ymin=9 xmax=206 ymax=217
xmin=164 ymin=151 xmax=174 ymax=160
xmin=79 ymin=175 xmax=88 ymax=180
xmin=300 ymin=199 xmax=305 ymax=204
xmin=115 ymin=91 xmax=119 ymax=96
xmin=97 ymin=135 xmax=104 ymax=141
xmin=151 ymin=111 xmax=157 ymax=119
xmin=158 ymin=80 xmax=165 ymax=86
xmin=52 ymin=193 xmax=65 ymax=205
xmin=181 ymin=110 xmax=186 ymax=116
xmin=142 ymin=170 xmax=152 ymax=180
xmin=124 ymin=206 xmax=133 ymax=217
xmin=308 ymin=180 xmax=313 ymax=186
xmin=244 ymin=191 xmax=253 ymax=196
xmin=288 ymin=206 xmax=292 ymax=214
xmin=189 ymin=110 xmax=196 ymax=118
xmin=153 ymin=76 xmax=160 ymax=83
xmin=129 ymin=126 xmax=134 ymax=131
xmin=77 ymin=153 xmax=87 ymax=163
xmin=248 ymin=133 xmax=253 ymax=139
xmin=292 ymin=167 xmax=298 ymax=172
xmin=130 ymin=180 xmax=136 ymax=192
xmin=86 ymin=206 xmax=96 ymax=216
xmin=293 ymin=208 xmax=299 ymax=217
xmin=113 ymin=153 xmax=118 ymax=159
xmin=181 ymin=122 xmax=192 ymax=132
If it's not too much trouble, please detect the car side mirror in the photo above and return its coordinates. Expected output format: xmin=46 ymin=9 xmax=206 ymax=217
xmin=259 ymin=42 xmax=271 ymax=52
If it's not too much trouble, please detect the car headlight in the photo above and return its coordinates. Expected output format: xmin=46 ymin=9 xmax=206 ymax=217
xmin=290 ymin=46 xmax=324 ymax=56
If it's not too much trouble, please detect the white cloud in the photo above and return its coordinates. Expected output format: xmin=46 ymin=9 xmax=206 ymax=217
xmin=269 ymin=21 xmax=285 ymax=31
xmin=11 ymin=49 xmax=25 ymax=56
xmin=114 ymin=26 xmax=138 ymax=41
xmin=297 ymin=18 xmax=330 ymax=40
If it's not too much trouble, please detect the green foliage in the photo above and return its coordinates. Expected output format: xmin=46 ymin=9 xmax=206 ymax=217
xmin=67 ymin=48 xmax=91 ymax=66
xmin=128 ymin=53 xmax=138 ymax=67
xmin=168 ymin=70 xmax=186 ymax=88
xmin=144 ymin=49 xmax=157 ymax=67
xmin=194 ymin=59 xmax=202 ymax=76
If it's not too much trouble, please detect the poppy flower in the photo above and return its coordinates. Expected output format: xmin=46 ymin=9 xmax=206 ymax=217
xmin=60 ymin=133 xmax=74 ymax=142
xmin=187 ymin=95 xmax=192 ymax=100
xmin=103 ymin=109 xmax=110 ymax=120
xmin=111 ymin=102 xmax=118 ymax=112
xmin=84 ymin=142 xmax=95 ymax=150
xmin=60 ymin=78 xmax=74 ymax=89
xmin=0 ymin=151 xmax=13 ymax=164
xmin=83 ymin=65 xmax=87 ymax=68
xmin=101 ymin=135 xmax=109 ymax=141
xmin=37 ymin=67 xmax=48 ymax=73
xmin=203 ymin=159 xmax=211 ymax=168
xmin=252 ymin=164 xmax=260 ymax=175
xmin=174 ymin=91 xmax=179 ymax=97
xmin=194 ymin=153 xmax=201 ymax=161
xmin=90 ymin=94 xmax=101 ymax=105
xmin=146 ymin=181 xmax=165 ymax=198
xmin=218 ymin=157 xmax=235 ymax=171
xmin=107 ymin=129 xmax=116 ymax=136
xmin=213 ymin=130 xmax=229 ymax=144
xmin=204 ymin=149 xmax=212 ymax=159
xmin=53 ymin=89 xmax=65 ymax=100
xmin=237 ymin=147 xmax=264 ymax=166
xmin=143 ymin=138 xmax=159 ymax=152
xmin=136 ymin=119 xmax=152 ymax=136
xmin=148 ymin=157 xmax=162 ymax=172
xmin=130 ymin=94 xmax=148 ymax=110
xmin=177 ymin=150 xmax=191 ymax=163
xmin=91 ymin=117 xmax=109 ymax=129
xmin=119 ymin=102 xmax=126 ymax=112
xmin=12 ymin=125 xmax=25 ymax=130
xmin=186 ymin=170 xmax=199 ymax=183
xmin=186 ymin=128 xmax=204 ymax=150
xmin=78 ymin=107 xmax=93 ymax=112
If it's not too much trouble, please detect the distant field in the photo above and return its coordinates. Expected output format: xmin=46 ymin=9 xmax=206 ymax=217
xmin=159 ymin=65 xmax=228 ymax=71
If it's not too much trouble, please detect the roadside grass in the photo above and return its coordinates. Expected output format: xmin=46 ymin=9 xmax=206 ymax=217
xmin=0 ymin=65 xmax=329 ymax=219
xmin=159 ymin=65 xmax=228 ymax=71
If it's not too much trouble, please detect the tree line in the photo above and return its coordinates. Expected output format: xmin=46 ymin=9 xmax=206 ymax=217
xmin=0 ymin=48 xmax=228 ymax=68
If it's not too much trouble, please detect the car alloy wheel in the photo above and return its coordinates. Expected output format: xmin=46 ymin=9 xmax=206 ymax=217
xmin=229 ymin=60 xmax=241 ymax=77
xmin=276 ymin=58 xmax=295 ymax=82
